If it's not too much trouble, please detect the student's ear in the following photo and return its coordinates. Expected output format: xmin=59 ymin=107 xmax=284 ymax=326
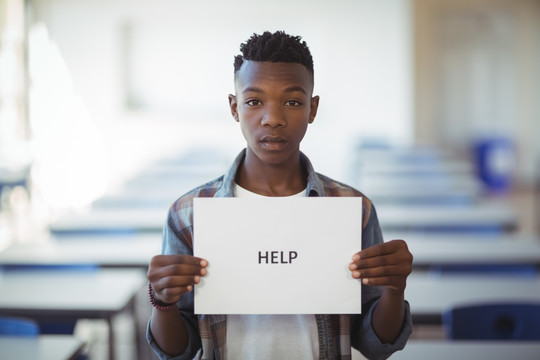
xmin=228 ymin=94 xmax=239 ymax=122
xmin=308 ymin=95 xmax=320 ymax=124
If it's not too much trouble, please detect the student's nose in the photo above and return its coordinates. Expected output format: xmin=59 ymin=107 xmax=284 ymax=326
xmin=261 ymin=105 xmax=286 ymax=128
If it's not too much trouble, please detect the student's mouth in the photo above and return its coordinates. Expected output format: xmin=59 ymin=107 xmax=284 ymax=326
xmin=260 ymin=135 xmax=288 ymax=151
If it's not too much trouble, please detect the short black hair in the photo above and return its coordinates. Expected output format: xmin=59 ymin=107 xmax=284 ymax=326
xmin=234 ymin=31 xmax=314 ymax=77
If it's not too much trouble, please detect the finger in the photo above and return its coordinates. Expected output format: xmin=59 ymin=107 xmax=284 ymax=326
xmin=350 ymin=252 xmax=406 ymax=270
xmin=148 ymin=260 xmax=208 ymax=283
xmin=154 ymin=274 xmax=203 ymax=289
xmin=151 ymin=254 xmax=208 ymax=267
xmin=359 ymin=276 xmax=407 ymax=291
xmin=351 ymin=242 xmax=412 ymax=269
xmin=151 ymin=274 xmax=202 ymax=302
xmin=152 ymin=283 xmax=193 ymax=303
xmin=162 ymin=263 xmax=208 ymax=277
xmin=350 ymin=264 xmax=410 ymax=279
xmin=356 ymin=239 xmax=407 ymax=260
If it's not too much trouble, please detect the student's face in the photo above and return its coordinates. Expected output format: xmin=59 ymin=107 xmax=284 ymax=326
xmin=229 ymin=61 xmax=319 ymax=166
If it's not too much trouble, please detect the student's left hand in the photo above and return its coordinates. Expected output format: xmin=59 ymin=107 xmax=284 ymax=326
xmin=349 ymin=240 xmax=413 ymax=292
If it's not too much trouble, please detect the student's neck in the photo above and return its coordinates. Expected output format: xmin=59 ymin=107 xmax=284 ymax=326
xmin=236 ymin=152 xmax=307 ymax=197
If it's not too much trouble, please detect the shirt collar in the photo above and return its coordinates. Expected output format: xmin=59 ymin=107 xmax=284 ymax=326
xmin=215 ymin=148 xmax=325 ymax=198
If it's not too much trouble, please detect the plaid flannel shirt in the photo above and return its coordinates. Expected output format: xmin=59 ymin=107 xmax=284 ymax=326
xmin=147 ymin=149 xmax=412 ymax=360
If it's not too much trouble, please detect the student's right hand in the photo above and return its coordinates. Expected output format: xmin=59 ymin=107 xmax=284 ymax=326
xmin=147 ymin=255 xmax=208 ymax=304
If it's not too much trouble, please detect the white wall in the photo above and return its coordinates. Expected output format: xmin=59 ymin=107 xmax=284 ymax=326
xmin=30 ymin=0 xmax=413 ymax=183
xmin=414 ymin=0 xmax=540 ymax=184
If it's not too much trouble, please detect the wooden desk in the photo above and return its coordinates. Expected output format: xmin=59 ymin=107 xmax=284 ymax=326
xmin=92 ymin=182 xmax=181 ymax=208
xmin=92 ymin=194 xmax=172 ymax=209
xmin=49 ymin=208 xmax=167 ymax=234
xmin=50 ymin=200 xmax=519 ymax=235
xmin=376 ymin=203 xmax=518 ymax=232
xmin=0 ymin=268 xmax=146 ymax=360
xmin=406 ymin=273 xmax=540 ymax=323
xmin=390 ymin=340 xmax=540 ymax=360
xmin=0 ymin=234 xmax=161 ymax=268
xmin=356 ymin=160 xmax=474 ymax=177
xmin=353 ymin=146 xmax=452 ymax=164
xmin=397 ymin=234 xmax=540 ymax=267
xmin=123 ymin=171 xmax=217 ymax=191
xmin=0 ymin=335 xmax=85 ymax=360
xmin=367 ymin=187 xmax=478 ymax=206
xmin=356 ymin=173 xmax=481 ymax=193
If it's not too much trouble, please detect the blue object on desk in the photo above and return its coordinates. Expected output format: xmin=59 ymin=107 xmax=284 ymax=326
xmin=473 ymin=137 xmax=515 ymax=193
xmin=0 ymin=316 xmax=39 ymax=336
xmin=443 ymin=303 xmax=540 ymax=340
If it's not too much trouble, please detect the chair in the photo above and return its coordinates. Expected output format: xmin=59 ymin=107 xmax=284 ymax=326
xmin=443 ymin=303 xmax=540 ymax=340
xmin=0 ymin=317 xmax=39 ymax=336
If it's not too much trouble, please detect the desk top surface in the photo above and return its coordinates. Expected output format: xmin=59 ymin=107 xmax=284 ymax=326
xmin=49 ymin=200 xmax=519 ymax=233
xmin=390 ymin=340 xmax=540 ymax=360
xmin=0 ymin=268 xmax=146 ymax=316
xmin=377 ymin=203 xmax=517 ymax=226
xmin=0 ymin=234 xmax=161 ymax=267
xmin=0 ymin=335 xmax=85 ymax=360
xmin=401 ymin=234 xmax=540 ymax=265
xmin=49 ymin=208 xmax=167 ymax=232
xmin=406 ymin=272 xmax=540 ymax=317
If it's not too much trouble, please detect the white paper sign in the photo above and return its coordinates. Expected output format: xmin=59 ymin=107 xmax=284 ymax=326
xmin=193 ymin=197 xmax=363 ymax=314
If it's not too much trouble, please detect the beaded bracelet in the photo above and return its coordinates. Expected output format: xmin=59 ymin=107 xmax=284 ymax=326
xmin=148 ymin=282 xmax=176 ymax=310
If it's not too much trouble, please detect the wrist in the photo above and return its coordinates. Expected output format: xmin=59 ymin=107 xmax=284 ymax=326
xmin=383 ymin=286 xmax=405 ymax=299
xmin=148 ymin=282 xmax=177 ymax=310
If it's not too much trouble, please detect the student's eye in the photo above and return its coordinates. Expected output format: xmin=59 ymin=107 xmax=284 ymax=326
xmin=284 ymin=100 xmax=302 ymax=107
xmin=246 ymin=99 xmax=262 ymax=106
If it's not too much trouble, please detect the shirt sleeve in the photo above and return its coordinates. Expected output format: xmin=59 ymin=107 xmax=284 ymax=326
xmin=350 ymin=205 xmax=413 ymax=359
xmin=146 ymin=211 xmax=202 ymax=360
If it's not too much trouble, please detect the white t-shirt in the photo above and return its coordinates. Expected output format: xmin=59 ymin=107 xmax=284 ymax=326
xmin=225 ymin=183 xmax=319 ymax=360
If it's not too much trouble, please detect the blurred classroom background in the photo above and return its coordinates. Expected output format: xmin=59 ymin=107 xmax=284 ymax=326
xmin=0 ymin=0 xmax=539 ymax=359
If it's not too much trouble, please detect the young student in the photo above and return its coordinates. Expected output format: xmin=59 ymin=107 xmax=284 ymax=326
xmin=146 ymin=30 xmax=413 ymax=360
